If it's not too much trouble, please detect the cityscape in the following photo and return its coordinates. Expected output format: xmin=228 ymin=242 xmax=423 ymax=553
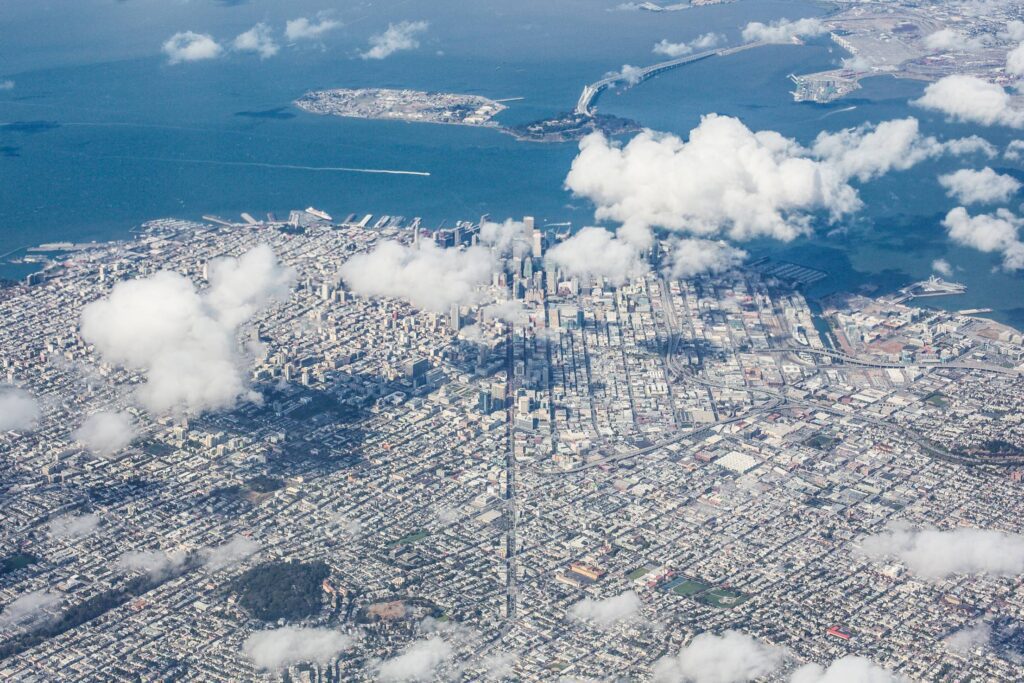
xmin=3 ymin=0 xmax=1024 ymax=681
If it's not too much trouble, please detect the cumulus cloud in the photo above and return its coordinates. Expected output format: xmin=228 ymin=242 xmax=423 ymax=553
xmin=340 ymin=241 xmax=493 ymax=312
xmin=810 ymin=117 xmax=989 ymax=182
xmin=790 ymin=656 xmax=900 ymax=683
xmin=48 ymin=513 xmax=101 ymax=539
xmin=243 ymin=626 xmax=353 ymax=670
xmin=0 ymin=386 xmax=40 ymax=431
xmin=741 ymin=18 xmax=825 ymax=44
xmin=914 ymin=75 xmax=1024 ymax=128
xmin=1006 ymin=139 xmax=1024 ymax=160
xmin=202 ymin=535 xmax=259 ymax=571
xmin=116 ymin=549 xmax=189 ymax=580
xmin=667 ymin=239 xmax=746 ymax=278
xmin=361 ymin=20 xmax=429 ymax=60
xmin=923 ymin=29 xmax=990 ymax=52
xmin=233 ymin=23 xmax=279 ymax=59
xmin=484 ymin=300 xmax=530 ymax=324
xmin=479 ymin=219 xmax=531 ymax=258
xmin=1008 ymin=43 xmax=1024 ymax=77
xmin=567 ymin=590 xmax=642 ymax=628
xmin=653 ymin=33 xmax=723 ymax=58
xmin=285 ymin=16 xmax=342 ymax=41
xmin=162 ymin=31 xmax=223 ymax=65
xmin=1007 ymin=21 xmax=1024 ymax=43
xmin=377 ymin=637 xmax=454 ymax=682
xmin=939 ymin=167 xmax=1021 ymax=204
xmin=942 ymin=207 xmax=1024 ymax=270
xmin=613 ymin=64 xmax=645 ymax=86
xmin=73 ymin=410 xmax=135 ymax=456
xmin=81 ymin=245 xmax=294 ymax=415
xmin=0 ymin=591 xmax=62 ymax=628
xmin=546 ymin=228 xmax=648 ymax=284
xmin=841 ymin=54 xmax=877 ymax=72
xmin=479 ymin=651 xmax=517 ymax=680
xmin=858 ymin=523 xmax=1024 ymax=578
xmin=565 ymin=116 xmax=983 ymax=248
xmin=944 ymin=622 xmax=991 ymax=653
xmin=652 ymin=630 xmax=786 ymax=683
xmin=931 ymin=258 xmax=953 ymax=277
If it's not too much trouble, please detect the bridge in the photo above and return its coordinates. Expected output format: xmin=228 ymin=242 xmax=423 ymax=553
xmin=574 ymin=42 xmax=768 ymax=116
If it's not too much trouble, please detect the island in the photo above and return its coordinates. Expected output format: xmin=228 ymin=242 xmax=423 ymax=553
xmin=294 ymin=86 xmax=641 ymax=143
xmin=295 ymin=88 xmax=507 ymax=127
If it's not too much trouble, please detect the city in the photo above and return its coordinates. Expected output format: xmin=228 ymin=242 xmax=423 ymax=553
xmin=2 ymin=211 xmax=1023 ymax=680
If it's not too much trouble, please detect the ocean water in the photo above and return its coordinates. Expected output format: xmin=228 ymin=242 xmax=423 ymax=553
xmin=1 ymin=0 xmax=1023 ymax=324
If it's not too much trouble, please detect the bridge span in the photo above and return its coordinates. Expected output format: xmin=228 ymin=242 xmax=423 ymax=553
xmin=574 ymin=42 xmax=767 ymax=116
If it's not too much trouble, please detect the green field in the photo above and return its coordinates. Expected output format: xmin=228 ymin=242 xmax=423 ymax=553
xmin=699 ymin=588 xmax=750 ymax=608
xmin=393 ymin=530 xmax=429 ymax=546
xmin=662 ymin=576 xmax=710 ymax=596
xmin=627 ymin=565 xmax=655 ymax=581
xmin=672 ymin=580 xmax=709 ymax=596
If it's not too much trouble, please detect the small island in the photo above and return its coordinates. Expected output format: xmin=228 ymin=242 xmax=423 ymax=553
xmin=294 ymin=87 xmax=640 ymax=142
xmin=295 ymin=88 xmax=507 ymax=127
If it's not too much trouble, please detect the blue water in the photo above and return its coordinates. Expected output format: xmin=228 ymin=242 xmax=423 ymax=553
xmin=2 ymin=0 xmax=1023 ymax=325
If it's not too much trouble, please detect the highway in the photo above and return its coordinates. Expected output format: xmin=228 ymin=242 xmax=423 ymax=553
xmin=759 ymin=346 xmax=1020 ymax=376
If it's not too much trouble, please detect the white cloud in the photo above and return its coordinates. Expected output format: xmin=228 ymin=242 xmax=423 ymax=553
xmin=340 ymin=241 xmax=494 ymax=312
xmin=923 ymin=29 xmax=990 ymax=52
xmin=243 ymin=626 xmax=353 ymax=670
xmin=0 ymin=80 xmax=13 ymax=91
xmin=73 ymin=410 xmax=135 ymax=456
xmin=567 ymin=590 xmax=642 ymax=628
xmin=0 ymin=591 xmax=62 ymax=628
xmin=652 ymin=630 xmax=786 ymax=683
xmin=858 ymin=523 xmax=1024 ymax=578
xmin=546 ymin=227 xmax=648 ymax=284
xmin=944 ymin=622 xmax=991 ymax=653
xmin=484 ymin=300 xmax=530 ymax=324
xmin=162 ymin=31 xmax=223 ymax=65
xmin=914 ymin=75 xmax=1024 ymax=128
xmin=1009 ymin=43 xmax=1024 ymax=77
xmin=1006 ymin=139 xmax=1024 ymax=160
xmin=377 ymin=637 xmax=454 ymax=682
xmin=233 ymin=23 xmax=279 ymax=59
xmin=1006 ymin=20 xmax=1024 ymax=43
xmin=285 ymin=16 xmax=342 ymax=42
xmin=741 ymin=18 xmax=825 ymax=44
xmin=942 ymin=207 xmax=1024 ymax=270
xmin=653 ymin=33 xmax=723 ymax=58
xmin=479 ymin=651 xmax=517 ymax=680
xmin=613 ymin=64 xmax=645 ymax=86
xmin=790 ymin=656 xmax=900 ymax=683
xmin=841 ymin=54 xmax=877 ymax=72
xmin=202 ymin=535 xmax=259 ymax=571
xmin=361 ymin=21 xmax=429 ymax=60
xmin=939 ymin=167 xmax=1021 ymax=204
xmin=565 ymin=116 xmax=983 ymax=248
xmin=479 ymin=218 xmax=531 ymax=258
xmin=81 ymin=245 xmax=294 ymax=415
xmin=48 ymin=513 xmax=101 ymax=539
xmin=810 ymin=117 xmax=986 ymax=182
xmin=116 ymin=549 xmax=188 ymax=579
xmin=667 ymin=239 xmax=746 ymax=278
xmin=931 ymin=258 xmax=953 ymax=277
xmin=0 ymin=386 xmax=40 ymax=431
